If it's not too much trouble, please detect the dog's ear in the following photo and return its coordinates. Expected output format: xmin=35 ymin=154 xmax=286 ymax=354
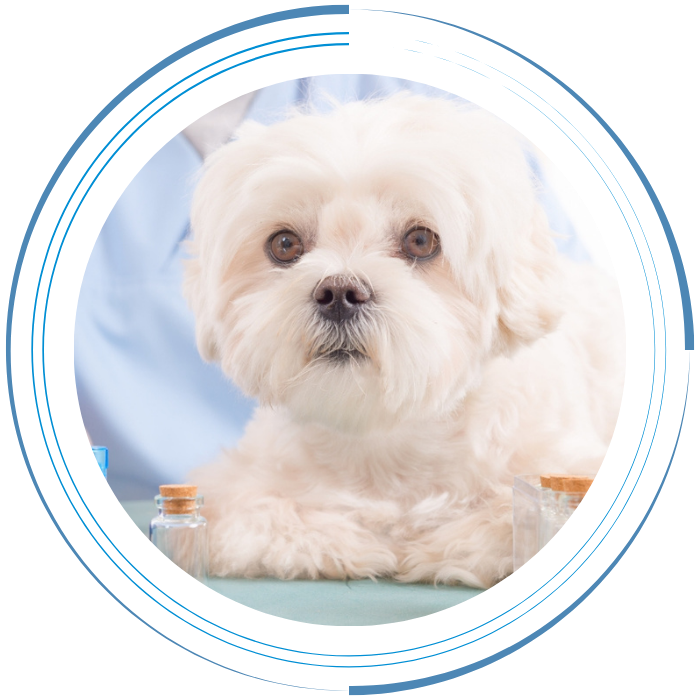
xmin=182 ymin=245 xmax=221 ymax=362
xmin=182 ymin=140 xmax=248 ymax=364
xmin=184 ymin=116 xmax=282 ymax=364
xmin=183 ymin=116 xmax=301 ymax=366
xmin=492 ymin=203 xmax=563 ymax=355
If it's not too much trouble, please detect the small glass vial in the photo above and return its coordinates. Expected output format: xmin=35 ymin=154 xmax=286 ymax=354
xmin=513 ymin=474 xmax=552 ymax=570
xmin=149 ymin=484 xmax=208 ymax=582
xmin=537 ymin=474 xmax=559 ymax=549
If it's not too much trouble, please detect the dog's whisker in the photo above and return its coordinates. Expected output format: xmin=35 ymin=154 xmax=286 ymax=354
xmin=347 ymin=360 xmax=367 ymax=397
xmin=286 ymin=363 xmax=318 ymax=386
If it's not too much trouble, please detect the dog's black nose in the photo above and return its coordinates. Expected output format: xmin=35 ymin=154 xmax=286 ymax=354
xmin=314 ymin=275 xmax=372 ymax=321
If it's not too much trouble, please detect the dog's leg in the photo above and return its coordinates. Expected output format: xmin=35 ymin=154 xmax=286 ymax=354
xmin=202 ymin=489 xmax=400 ymax=580
xmin=396 ymin=487 xmax=514 ymax=588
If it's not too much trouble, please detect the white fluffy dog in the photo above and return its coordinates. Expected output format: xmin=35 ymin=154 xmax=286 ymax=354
xmin=184 ymin=94 xmax=625 ymax=588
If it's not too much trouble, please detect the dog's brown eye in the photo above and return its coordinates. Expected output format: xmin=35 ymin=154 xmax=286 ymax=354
xmin=401 ymin=227 xmax=440 ymax=260
xmin=268 ymin=230 xmax=304 ymax=264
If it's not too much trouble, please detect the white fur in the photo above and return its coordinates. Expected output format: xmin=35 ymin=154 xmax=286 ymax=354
xmin=183 ymin=94 xmax=625 ymax=588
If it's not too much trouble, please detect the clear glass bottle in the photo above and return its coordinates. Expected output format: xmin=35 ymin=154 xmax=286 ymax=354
xmin=513 ymin=474 xmax=624 ymax=579
xmin=149 ymin=484 xmax=208 ymax=582
xmin=512 ymin=474 xmax=546 ymax=571
xmin=538 ymin=475 xmax=560 ymax=550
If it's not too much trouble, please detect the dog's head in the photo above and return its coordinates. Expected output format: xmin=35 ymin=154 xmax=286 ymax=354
xmin=184 ymin=94 xmax=562 ymax=433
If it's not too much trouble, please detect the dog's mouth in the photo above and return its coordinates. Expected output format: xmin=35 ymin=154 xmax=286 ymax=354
xmin=319 ymin=347 xmax=368 ymax=364
xmin=320 ymin=348 xmax=368 ymax=365
xmin=312 ymin=334 xmax=370 ymax=364
xmin=309 ymin=319 xmax=372 ymax=365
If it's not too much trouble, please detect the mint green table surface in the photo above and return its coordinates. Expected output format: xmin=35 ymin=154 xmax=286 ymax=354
xmin=123 ymin=500 xmax=482 ymax=626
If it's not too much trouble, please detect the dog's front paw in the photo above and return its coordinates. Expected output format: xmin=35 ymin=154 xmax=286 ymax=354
xmin=260 ymin=515 xmax=400 ymax=581
xmin=397 ymin=550 xmax=512 ymax=589
xmin=397 ymin=496 xmax=514 ymax=588
xmin=205 ymin=495 xmax=399 ymax=580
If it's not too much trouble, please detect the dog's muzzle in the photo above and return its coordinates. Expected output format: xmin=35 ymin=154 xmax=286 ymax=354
xmin=313 ymin=275 xmax=372 ymax=323
xmin=310 ymin=275 xmax=373 ymax=364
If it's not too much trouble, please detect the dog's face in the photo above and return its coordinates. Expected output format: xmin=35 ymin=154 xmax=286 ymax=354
xmin=185 ymin=94 xmax=562 ymax=433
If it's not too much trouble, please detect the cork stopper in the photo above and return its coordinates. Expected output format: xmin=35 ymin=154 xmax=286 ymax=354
xmin=549 ymin=474 xmax=567 ymax=491
xmin=551 ymin=475 xmax=594 ymax=493
xmin=159 ymin=484 xmax=198 ymax=514
xmin=540 ymin=474 xmax=594 ymax=493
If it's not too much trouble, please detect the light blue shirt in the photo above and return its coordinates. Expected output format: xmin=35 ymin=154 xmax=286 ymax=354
xmin=75 ymin=75 xmax=587 ymax=500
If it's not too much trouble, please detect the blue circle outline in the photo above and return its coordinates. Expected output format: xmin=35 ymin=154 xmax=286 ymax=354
xmin=6 ymin=6 xmax=683 ymax=696
xmin=24 ymin=69 xmax=679 ymax=668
